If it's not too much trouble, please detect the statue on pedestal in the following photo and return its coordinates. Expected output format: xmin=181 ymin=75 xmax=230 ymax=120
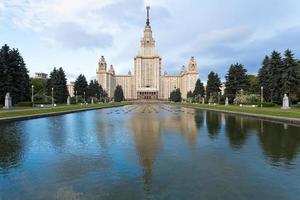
xmin=4 ymin=93 xmax=12 ymax=109
xmin=281 ymin=94 xmax=290 ymax=109
xmin=67 ymin=96 xmax=71 ymax=105
xmin=225 ymin=97 xmax=229 ymax=106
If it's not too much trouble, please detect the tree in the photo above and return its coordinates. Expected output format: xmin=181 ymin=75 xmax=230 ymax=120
xmin=193 ymin=79 xmax=205 ymax=98
xmin=282 ymin=49 xmax=298 ymax=102
xmin=46 ymin=67 xmax=68 ymax=103
xmin=114 ymin=85 xmax=124 ymax=102
xmin=258 ymin=56 xmax=272 ymax=102
xmin=0 ymin=44 xmax=30 ymax=105
xmin=225 ymin=63 xmax=249 ymax=102
xmin=187 ymin=91 xmax=193 ymax=99
xmin=206 ymin=71 xmax=221 ymax=100
xmin=269 ymin=51 xmax=284 ymax=103
xmin=74 ymin=74 xmax=88 ymax=97
xmin=31 ymin=78 xmax=47 ymax=95
xmin=170 ymin=88 xmax=182 ymax=102
xmin=87 ymin=80 xmax=102 ymax=98
xmin=247 ymin=75 xmax=260 ymax=94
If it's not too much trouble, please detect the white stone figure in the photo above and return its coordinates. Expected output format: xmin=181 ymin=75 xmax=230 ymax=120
xmin=67 ymin=96 xmax=71 ymax=105
xmin=281 ymin=94 xmax=290 ymax=109
xmin=4 ymin=92 xmax=12 ymax=109
xmin=91 ymin=97 xmax=94 ymax=104
xmin=225 ymin=97 xmax=229 ymax=106
xmin=202 ymin=97 xmax=205 ymax=104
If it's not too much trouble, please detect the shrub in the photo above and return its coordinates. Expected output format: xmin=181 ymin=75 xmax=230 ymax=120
xmin=233 ymin=92 xmax=260 ymax=105
xmin=16 ymin=101 xmax=33 ymax=107
xmin=257 ymin=102 xmax=276 ymax=107
xmin=294 ymin=102 xmax=300 ymax=108
xmin=34 ymin=94 xmax=52 ymax=104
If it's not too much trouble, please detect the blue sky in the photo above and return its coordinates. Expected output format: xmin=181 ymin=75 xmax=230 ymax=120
xmin=1 ymin=0 xmax=300 ymax=83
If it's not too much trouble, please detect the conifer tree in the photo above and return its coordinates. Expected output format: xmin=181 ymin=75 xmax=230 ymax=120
xmin=193 ymin=79 xmax=205 ymax=98
xmin=282 ymin=49 xmax=298 ymax=100
xmin=269 ymin=51 xmax=283 ymax=103
xmin=46 ymin=67 xmax=68 ymax=103
xmin=0 ymin=44 xmax=30 ymax=105
xmin=206 ymin=71 xmax=221 ymax=100
xmin=258 ymin=56 xmax=272 ymax=101
xmin=114 ymin=85 xmax=124 ymax=102
xmin=225 ymin=63 xmax=249 ymax=102
xmin=74 ymin=74 xmax=88 ymax=97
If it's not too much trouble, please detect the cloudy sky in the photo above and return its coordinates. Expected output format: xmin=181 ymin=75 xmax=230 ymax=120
xmin=1 ymin=0 xmax=300 ymax=83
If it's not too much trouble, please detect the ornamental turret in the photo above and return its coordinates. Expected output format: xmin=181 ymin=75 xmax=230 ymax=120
xmin=98 ymin=56 xmax=107 ymax=72
xmin=188 ymin=56 xmax=197 ymax=72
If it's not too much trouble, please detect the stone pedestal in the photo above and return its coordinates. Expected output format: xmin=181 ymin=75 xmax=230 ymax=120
xmin=281 ymin=94 xmax=290 ymax=109
xmin=67 ymin=96 xmax=71 ymax=105
xmin=225 ymin=97 xmax=229 ymax=106
xmin=4 ymin=93 xmax=12 ymax=109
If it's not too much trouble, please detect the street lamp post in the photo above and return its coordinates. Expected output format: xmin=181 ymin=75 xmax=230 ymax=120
xmin=75 ymin=91 xmax=78 ymax=104
xmin=261 ymin=86 xmax=263 ymax=108
xmin=31 ymin=85 xmax=34 ymax=106
xmin=84 ymin=91 xmax=86 ymax=104
xmin=51 ymin=87 xmax=54 ymax=107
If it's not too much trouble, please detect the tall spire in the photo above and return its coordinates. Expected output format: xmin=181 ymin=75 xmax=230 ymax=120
xmin=146 ymin=6 xmax=150 ymax=27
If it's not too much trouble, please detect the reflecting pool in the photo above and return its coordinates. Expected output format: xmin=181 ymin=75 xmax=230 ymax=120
xmin=0 ymin=104 xmax=300 ymax=199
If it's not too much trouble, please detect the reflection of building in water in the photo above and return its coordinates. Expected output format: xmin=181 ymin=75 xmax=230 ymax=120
xmin=129 ymin=105 xmax=198 ymax=191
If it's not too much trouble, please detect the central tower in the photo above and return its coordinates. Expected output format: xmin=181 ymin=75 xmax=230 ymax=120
xmin=134 ymin=6 xmax=161 ymax=100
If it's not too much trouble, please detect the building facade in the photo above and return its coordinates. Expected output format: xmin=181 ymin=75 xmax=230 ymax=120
xmin=97 ymin=7 xmax=199 ymax=100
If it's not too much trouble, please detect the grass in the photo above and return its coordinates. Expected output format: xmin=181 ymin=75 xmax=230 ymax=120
xmin=0 ymin=102 xmax=128 ymax=119
xmin=176 ymin=102 xmax=300 ymax=120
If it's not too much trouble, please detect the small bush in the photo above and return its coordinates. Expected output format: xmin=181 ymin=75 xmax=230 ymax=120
xmin=16 ymin=101 xmax=33 ymax=107
xmin=294 ymin=102 xmax=300 ymax=108
xmin=257 ymin=102 xmax=276 ymax=107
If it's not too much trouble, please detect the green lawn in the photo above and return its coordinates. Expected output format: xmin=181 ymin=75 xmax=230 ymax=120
xmin=177 ymin=102 xmax=300 ymax=119
xmin=0 ymin=102 xmax=128 ymax=119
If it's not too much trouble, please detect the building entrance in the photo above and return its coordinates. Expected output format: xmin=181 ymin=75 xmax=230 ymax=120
xmin=137 ymin=92 xmax=158 ymax=100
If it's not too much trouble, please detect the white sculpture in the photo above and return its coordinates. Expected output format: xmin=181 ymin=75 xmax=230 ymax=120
xmin=67 ymin=96 xmax=71 ymax=105
xmin=4 ymin=93 xmax=12 ymax=109
xmin=202 ymin=97 xmax=205 ymax=104
xmin=225 ymin=97 xmax=229 ymax=106
xmin=91 ymin=97 xmax=94 ymax=104
xmin=281 ymin=94 xmax=290 ymax=109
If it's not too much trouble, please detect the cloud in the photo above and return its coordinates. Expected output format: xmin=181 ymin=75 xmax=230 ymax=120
xmin=54 ymin=22 xmax=113 ymax=49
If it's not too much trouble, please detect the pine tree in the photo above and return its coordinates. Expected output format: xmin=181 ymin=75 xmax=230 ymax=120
xmin=206 ymin=71 xmax=221 ymax=100
xmin=225 ymin=63 xmax=249 ymax=102
xmin=87 ymin=80 xmax=103 ymax=99
xmin=0 ymin=44 xmax=30 ymax=105
xmin=74 ymin=74 xmax=88 ymax=97
xmin=193 ymin=79 xmax=205 ymax=98
xmin=282 ymin=49 xmax=298 ymax=101
xmin=170 ymin=88 xmax=182 ymax=102
xmin=247 ymin=75 xmax=260 ymax=94
xmin=46 ymin=67 xmax=68 ymax=103
xmin=269 ymin=51 xmax=283 ymax=103
xmin=258 ymin=56 xmax=272 ymax=102
xmin=114 ymin=85 xmax=124 ymax=102
xmin=187 ymin=91 xmax=193 ymax=99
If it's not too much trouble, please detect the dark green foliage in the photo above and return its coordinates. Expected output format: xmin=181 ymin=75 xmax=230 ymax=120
xmin=206 ymin=72 xmax=221 ymax=100
xmin=31 ymin=78 xmax=47 ymax=95
xmin=33 ymin=94 xmax=52 ymax=104
xmin=74 ymin=74 xmax=88 ymax=97
xmin=187 ymin=91 xmax=193 ymax=99
xmin=114 ymin=85 xmax=124 ymax=102
xmin=258 ymin=56 xmax=272 ymax=101
xmin=282 ymin=49 xmax=298 ymax=102
xmin=46 ymin=67 xmax=68 ymax=103
xmin=170 ymin=88 xmax=182 ymax=102
xmin=0 ymin=44 xmax=30 ymax=105
xmin=16 ymin=102 xmax=33 ymax=107
xmin=193 ymin=79 xmax=205 ymax=98
xmin=87 ymin=80 xmax=104 ymax=99
xmin=258 ymin=50 xmax=299 ymax=104
xmin=225 ymin=63 xmax=249 ymax=102
xmin=257 ymin=102 xmax=276 ymax=107
xmin=247 ymin=75 xmax=260 ymax=94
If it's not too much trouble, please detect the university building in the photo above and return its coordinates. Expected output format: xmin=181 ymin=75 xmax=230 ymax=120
xmin=97 ymin=7 xmax=199 ymax=100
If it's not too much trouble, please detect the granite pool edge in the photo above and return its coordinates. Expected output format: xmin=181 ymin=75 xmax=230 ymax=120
xmin=0 ymin=104 xmax=126 ymax=123
xmin=180 ymin=104 xmax=300 ymax=126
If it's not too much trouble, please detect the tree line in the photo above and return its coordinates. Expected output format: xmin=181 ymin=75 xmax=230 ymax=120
xmin=185 ymin=49 xmax=300 ymax=104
